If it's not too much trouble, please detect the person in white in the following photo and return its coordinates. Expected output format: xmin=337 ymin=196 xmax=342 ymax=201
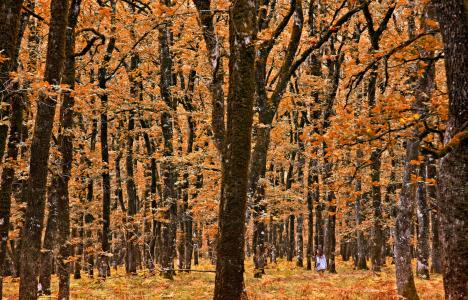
xmin=315 ymin=248 xmax=327 ymax=275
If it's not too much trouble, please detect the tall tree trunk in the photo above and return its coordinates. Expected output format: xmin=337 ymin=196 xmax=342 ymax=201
xmin=125 ymin=112 xmax=138 ymax=274
xmin=39 ymin=181 xmax=59 ymax=295
xmin=315 ymin=197 xmax=324 ymax=253
xmin=0 ymin=1 xmax=24 ymax=164
xmin=249 ymin=127 xmax=269 ymax=275
xmin=426 ymin=159 xmax=441 ymax=274
xmin=296 ymin=214 xmax=304 ymax=267
xmin=19 ymin=0 xmax=69 ymax=298
xmin=0 ymin=7 xmax=25 ymax=298
xmin=354 ymin=157 xmax=368 ymax=270
xmin=416 ymin=160 xmax=430 ymax=279
xmin=306 ymin=159 xmax=316 ymax=270
xmin=367 ymin=68 xmax=384 ymax=272
xmin=361 ymin=2 xmax=395 ymax=273
xmin=0 ymin=3 xmax=25 ymax=295
xmin=287 ymin=214 xmax=295 ymax=262
xmin=394 ymin=134 xmax=420 ymax=300
xmin=370 ymin=142 xmax=383 ymax=272
xmin=125 ymin=51 xmax=140 ymax=275
xmin=0 ymin=88 xmax=24 ymax=296
xmin=213 ymin=1 xmax=256 ymax=298
xmin=192 ymin=0 xmax=225 ymax=153
xmin=97 ymin=0 xmax=116 ymax=278
xmin=158 ymin=8 xmax=177 ymax=278
xmin=433 ymin=1 xmax=468 ymax=298
xmin=278 ymin=222 xmax=284 ymax=259
xmin=54 ymin=2 xmax=81 ymax=298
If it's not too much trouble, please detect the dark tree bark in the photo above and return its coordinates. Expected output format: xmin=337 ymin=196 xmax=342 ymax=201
xmin=278 ymin=221 xmax=284 ymax=258
xmin=53 ymin=2 xmax=81 ymax=298
xmin=368 ymin=72 xmax=384 ymax=272
xmin=39 ymin=181 xmax=59 ymax=295
xmin=395 ymin=131 xmax=420 ymax=300
xmin=193 ymin=223 xmax=199 ymax=266
xmin=84 ymin=93 xmax=98 ymax=277
xmin=385 ymin=151 xmax=398 ymax=264
xmin=433 ymin=1 xmax=468 ymax=298
xmin=139 ymin=114 xmax=160 ymax=269
xmin=315 ymin=195 xmax=324 ymax=254
xmin=361 ymin=3 xmax=395 ymax=272
xmin=125 ymin=50 xmax=140 ymax=275
xmin=0 ymin=87 xmax=24 ymax=297
xmin=296 ymin=214 xmax=304 ymax=267
xmin=323 ymin=151 xmax=337 ymax=273
xmin=158 ymin=4 xmax=177 ymax=278
xmin=19 ymin=0 xmax=69 ymax=298
xmin=179 ymin=69 xmax=197 ymax=271
xmin=416 ymin=160 xmax=430 ymax=279
xmin=97 ymin=0 xmax=117 ymax=278
xmin=352 ymin=30 xmax=368 ymax=271
xmin=287 ymin=214 xmax=295 ymax=262
xmin=354 ymin=161 xmax=368 ymax=270
xmin=321 ymin=40 xmax=343 ymax=275
xmin=426 ymin=159 xmax=441 ymax=274
xmin=192 ymin=0 xmax=225 ymax=153
xmin=0 ymin=1 xmax=24 ymax=165
xmin=213 ymin=0 xmax=256 ymax=298
xmin=306 ymin=159 xmax=316 ymax=270
xmin=0 ymin=4 xmax=25 ymax=296
xmin=250 ymin=0 xmax=303 ymax=273
xmin=394 ymin=5 xmax=441 ymax=297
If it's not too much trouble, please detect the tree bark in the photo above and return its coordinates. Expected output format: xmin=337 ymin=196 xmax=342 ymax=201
xmin=39 ymin=180 xmax=59 ymax=295
xmin=416 ymin=160 xmax=430 ymax=279
xmin=192 ymin=0 xmax=225 ymax=152
xmin=394 ymin=134 xmax=420 ymax=300
xmin=213 ymin=1 xmax=256 ymax=298
xmin=306 ymin=159 xmax=316 ymax=270
xmin=0 ymin=4 xmax=25 ymax=296
xmin=296 ymin=214 xmax=304 ymax=267
xmin=426 ymin=159 xmax=441 ymax=274
xmin=19 ymin=0 xmax=69 ymax=298
xmin=0 ymin=1 xmax=24 ymax=165
xmin=54 ymin=2 xmax=81 ymax=298
xmin=433 ymin=1 xmax=468 ymax=298
xmin=354 ymin=149 xmax=368 ymax=270
xmin=125 ymin=50 xmax=140 ymax=275
xmin=97 ymin=0 xmax=117 ymax=278
xmin=158 ymin=6 xmax=177 ymax=278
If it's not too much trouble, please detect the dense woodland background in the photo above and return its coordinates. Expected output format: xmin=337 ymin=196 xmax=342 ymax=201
xmin=0 ymin=0 xmax=466 ymax=299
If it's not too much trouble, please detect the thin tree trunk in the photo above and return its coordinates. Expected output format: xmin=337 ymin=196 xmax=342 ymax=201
xmin=394 ymin=135 xmax=420 ymax=300
xmin=158 ymin=7 xmax=177 ymax=278
xmin=354 ymin=160 xmax=368 ymax=270
xmin=306 ymin=159 xmax=315 ymax=270
xmin=416 ymin=160 xmax=430 ymax=279
xmin=426 ymin=159 xmax=441 ymax=274
xmin=97 ymin=0 xmax=116 ymax=278
xmin=287 ymin=214 xmax=295 ymax=262
xmin=296 ymin=214 xmax=304 ymax=267
xmin=125 ymin=50 xmax=140 ymax=275
xmin=54 ymin=3 xmax=81 ymax=298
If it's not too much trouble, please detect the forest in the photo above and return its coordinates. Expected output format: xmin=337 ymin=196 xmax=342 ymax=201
xmin=0 ymin=0 xmax=466 ymax=299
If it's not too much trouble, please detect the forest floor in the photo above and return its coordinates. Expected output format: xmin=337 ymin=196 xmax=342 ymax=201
xmin=3 ymin=258 xmax=443 ymax=299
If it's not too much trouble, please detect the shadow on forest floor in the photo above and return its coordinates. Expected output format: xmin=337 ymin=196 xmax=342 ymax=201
xmin=3 ymin=257 xmax=443 ymax=299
